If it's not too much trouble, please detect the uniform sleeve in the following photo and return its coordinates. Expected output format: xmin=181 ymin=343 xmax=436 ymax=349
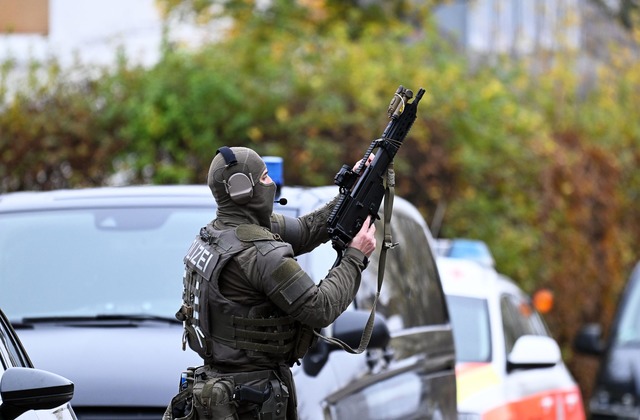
xmin=241 ymin=239 xmax=367 ymax=329
xmin=270 ymin=196 xmax=339 ymax=256
xmin=290 ymin=247 xmax=367 ymax=328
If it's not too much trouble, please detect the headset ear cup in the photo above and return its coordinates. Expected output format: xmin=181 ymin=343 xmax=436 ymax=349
xmin=227 ymin=173 xmax=254 ymax=204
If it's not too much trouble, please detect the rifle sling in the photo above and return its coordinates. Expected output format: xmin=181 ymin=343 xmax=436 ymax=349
xmin=316 ymin=163 xmax=396 ymax=354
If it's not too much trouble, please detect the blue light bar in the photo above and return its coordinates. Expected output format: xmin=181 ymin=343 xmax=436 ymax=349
xmin=447 ymin=239 xmax=495 ymax=267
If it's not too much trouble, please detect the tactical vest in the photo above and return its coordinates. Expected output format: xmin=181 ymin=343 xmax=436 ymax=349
xmin=175 ymin=224 xmax=306 ymax=365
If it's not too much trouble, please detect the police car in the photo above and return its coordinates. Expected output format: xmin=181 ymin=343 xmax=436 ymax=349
xmin=436 ymin=239 xmax=586 ymax=419
xmin=0 ymin=160 xmax=456 ymax=419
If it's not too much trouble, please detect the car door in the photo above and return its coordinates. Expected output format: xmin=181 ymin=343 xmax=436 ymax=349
xmin=499 ymin=292 xmax=583 ymax=419
xmin=319 ymin=202 xmax=457 ymax=419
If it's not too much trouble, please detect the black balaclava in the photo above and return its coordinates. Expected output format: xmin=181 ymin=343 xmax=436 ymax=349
xmin=207 ymin=147 xmax=276 ymax=228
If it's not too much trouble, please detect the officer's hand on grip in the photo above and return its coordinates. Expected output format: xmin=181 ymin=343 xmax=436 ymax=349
xmin=348 ymin=215 xmax=376 ymax=258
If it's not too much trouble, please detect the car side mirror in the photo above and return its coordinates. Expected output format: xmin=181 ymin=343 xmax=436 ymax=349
xmin=574 ymin=323 xmax=605 ymax=356
xmin=302 ymin=310 xmax=391 ymax=377
xmin=506 ymin=335 xmax=561 ymax=373
xmin=0 ymin=367 xmax=74 ymax=420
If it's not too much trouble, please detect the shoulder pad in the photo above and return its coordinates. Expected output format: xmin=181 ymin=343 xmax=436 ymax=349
xmin=235 ymin=224 xmax=277 ymax=242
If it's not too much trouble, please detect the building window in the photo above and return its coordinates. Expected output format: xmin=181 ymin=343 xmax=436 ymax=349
xmin=0 ymin=0 xmax=49 ymax=35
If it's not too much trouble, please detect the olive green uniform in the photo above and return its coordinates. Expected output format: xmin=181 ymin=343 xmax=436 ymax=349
xmin=171 ymin=147 xmax=368 ymax=420
xmin=211 ymin=201 xmax=367 ymax=418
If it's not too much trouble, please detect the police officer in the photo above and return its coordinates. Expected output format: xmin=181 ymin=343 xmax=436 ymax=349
xmin=172 ymin=146 xmax=376 ymax=420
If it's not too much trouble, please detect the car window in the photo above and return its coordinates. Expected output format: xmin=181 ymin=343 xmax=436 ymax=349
xmin=445 ymin=295 xmax=491 ymax=362
xmin=324 ymin=369 xmax=446 ymax=420
xmin=355 ymin=211 xmax=448 ymax=331
xmin=0 ymin=311 xmax=28 ymax=369
xmin=304 ymin=210 xmax=448 ymax=331
xmin=0 ymin=205 xmax=301 ymax=321
xmin=0 ymin=207 xmax=214 ymax=319
xmin=615 ymin=271 xmax=640 ymax=345
xmin=500 ymin=293 xmax=548 ymax=354
xmin=0 ymin=325 xmax=12 ymax=371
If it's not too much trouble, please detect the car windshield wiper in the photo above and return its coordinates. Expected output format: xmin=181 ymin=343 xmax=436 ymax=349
xmin=13 ymin=314 xmax=180 ymax=327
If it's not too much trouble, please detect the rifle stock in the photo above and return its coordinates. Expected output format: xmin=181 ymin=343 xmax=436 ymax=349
xmin=327 ymin=85 xmax=425 ymax=257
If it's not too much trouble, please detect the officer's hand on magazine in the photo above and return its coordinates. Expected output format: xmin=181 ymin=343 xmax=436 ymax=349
xmin=348 ymin=215 xmax=376 ymax=258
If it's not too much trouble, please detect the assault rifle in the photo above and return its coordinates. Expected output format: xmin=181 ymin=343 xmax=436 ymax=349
xmin=317 ymin=85 xmax=425 ymax=355
xmin=327 ymin=85 xmax=425 ymax=262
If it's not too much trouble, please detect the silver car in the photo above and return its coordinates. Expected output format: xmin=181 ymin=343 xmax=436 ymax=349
xmin=0 ymin=184 xmax=456 ymax=419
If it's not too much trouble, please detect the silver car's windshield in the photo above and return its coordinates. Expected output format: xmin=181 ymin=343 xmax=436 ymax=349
xmin=0 ymin=207 xmax=216 ymax=320
xmin=445 ymin=295 xmax=492 ymax=362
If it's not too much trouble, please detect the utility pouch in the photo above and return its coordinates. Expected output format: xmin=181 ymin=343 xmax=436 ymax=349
xmin=289 ymin=323 xmax=318 ymax=364
xmin=192 ymin=376 xmax=238 ymax=420
xmin=163 ymin=388 xmax=195 ymax=420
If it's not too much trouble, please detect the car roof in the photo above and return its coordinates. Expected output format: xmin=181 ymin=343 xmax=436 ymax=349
xmin=0 ymin=184 xmax=437 ymax=251
xmin=437 ymin=256 xmax=521 ymax=300
xmin=0 ymin=185 xmax=214 ymax=211
xmin=0 ymin=184 xmax=332 ymax=211
xmin=0 ymin=184 xmax=434 ymax=242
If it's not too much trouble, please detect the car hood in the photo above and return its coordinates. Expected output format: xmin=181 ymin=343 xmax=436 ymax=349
xmin=15 ymin=323 xmax=202 ymax=408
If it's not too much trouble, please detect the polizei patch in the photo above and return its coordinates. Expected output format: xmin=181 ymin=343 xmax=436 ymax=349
xmin=184 ymin=237 xmax=219 ymax=279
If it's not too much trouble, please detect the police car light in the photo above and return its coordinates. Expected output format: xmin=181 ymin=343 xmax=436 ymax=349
xmin=445 ymin=238 xmax=495 ymax=267
xmin=263 ymin=156 xmax=283 ymax=199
